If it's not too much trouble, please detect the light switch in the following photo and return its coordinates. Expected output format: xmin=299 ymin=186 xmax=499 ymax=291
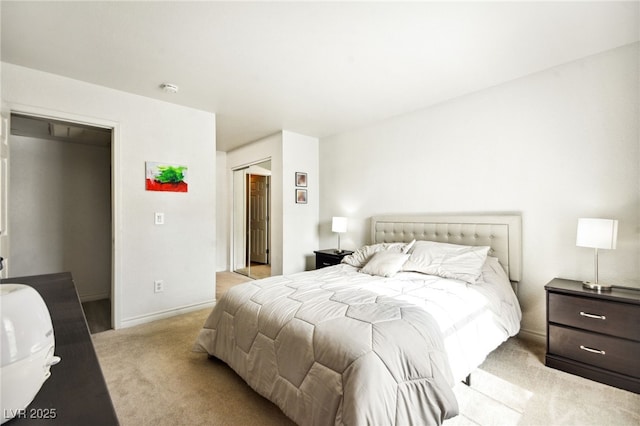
xmin=154 ymin=212 xmax=165 ymax=225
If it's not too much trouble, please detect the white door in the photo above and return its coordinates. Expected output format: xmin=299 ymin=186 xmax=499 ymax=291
xmin=0 ymin=111 xmax=9 ymax=278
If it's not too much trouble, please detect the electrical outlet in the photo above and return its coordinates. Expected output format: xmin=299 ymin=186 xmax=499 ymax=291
xmin=154 ymin=280 xmax=164 ymax=293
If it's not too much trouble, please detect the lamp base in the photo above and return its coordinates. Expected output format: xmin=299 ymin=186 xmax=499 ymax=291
xmin=582 ymin=281 xmax=612 ymax=292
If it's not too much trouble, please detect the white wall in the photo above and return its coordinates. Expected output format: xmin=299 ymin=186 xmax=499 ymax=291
xmin=9 ymin=135 xmax=111 ymax=301
xmin=225 ymin=131 xmax=319 ymax=275
xmin=319 ymin=43 xmax=640 ymax=339
xmin=2 ymin=63 xmax=217 ymax=328
xmin=0 ymin=118 xmax=12 ymax=278
xmin=0 ymin=3 xmax=8 ymax=279
xmin=216 ymin=151 xmax=228 ymax=271
xmin=282 ymin=131 xmax=320 ymax=272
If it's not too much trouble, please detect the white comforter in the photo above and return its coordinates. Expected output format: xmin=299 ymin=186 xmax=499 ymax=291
xmin=194 ymin=257 xmax=521 ymax=425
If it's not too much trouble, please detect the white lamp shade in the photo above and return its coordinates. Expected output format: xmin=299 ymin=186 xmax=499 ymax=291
xmin=576 ymin=218 xmax=618 ymax=250
xmin=332 ymin=217 xmax=348 ymax=233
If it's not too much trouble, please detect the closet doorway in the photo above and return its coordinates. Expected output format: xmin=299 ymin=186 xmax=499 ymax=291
xmin=8 ymin=113 xmax=113 ymax=333
xmin=233 ymin=160 xmax=271 ymax=279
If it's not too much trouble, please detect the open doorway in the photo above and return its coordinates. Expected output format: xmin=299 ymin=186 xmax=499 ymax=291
xmin=233 ymin=160 xmax=271 ymax=279
xmin=8 ymin=113 xmax=113 ymax=333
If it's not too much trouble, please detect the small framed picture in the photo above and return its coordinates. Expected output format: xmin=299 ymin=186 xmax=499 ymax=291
xmin=296 ymin=189 xmax=307 ymax=204
xmin=295 ymin=172 xmax=307 ymax=187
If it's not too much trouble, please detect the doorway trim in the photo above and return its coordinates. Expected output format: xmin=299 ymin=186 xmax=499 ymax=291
xmin=231 ymin=158 xmax=272 ymax=279
xmin=6 ymin=103 xmax=122 ymax=329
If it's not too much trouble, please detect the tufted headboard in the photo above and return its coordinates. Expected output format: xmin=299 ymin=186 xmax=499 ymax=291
xmin=371 ymin=214 xmax=522 ymax=282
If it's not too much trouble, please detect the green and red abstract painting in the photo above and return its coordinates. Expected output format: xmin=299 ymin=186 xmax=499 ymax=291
xmin=145 ymin=162 xmax=188 ymax=192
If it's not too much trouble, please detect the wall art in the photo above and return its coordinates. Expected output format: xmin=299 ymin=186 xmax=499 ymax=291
xmin=296 ymin=189 xmax=307 ymax=204
xmin=295 ymin=172 xmax=307 ymax=187
xmin=145 ymin=162 xmax=188 ymax=192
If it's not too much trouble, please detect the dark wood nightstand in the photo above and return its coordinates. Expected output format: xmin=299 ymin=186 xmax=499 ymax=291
xmin=545 ymin=278 xmax=640 ymax=393
xmin=314 ymin=249 xmax=354 ymax=269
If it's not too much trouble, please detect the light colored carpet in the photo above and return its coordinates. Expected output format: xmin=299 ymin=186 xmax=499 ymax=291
xmin=233 ymin=264 xmax=271 ymax=280
xmin=474 ymin=338 xmax=640 ymax=426
xmin=93 ymin=307 xmax=293 ymax=426
xmin=215 ymin=271 xmax=253 ymax=299
xmin=92 ymin=272 xmax=640 ymax=426
xmin=445 ymin=369 xmax=532 ymax=426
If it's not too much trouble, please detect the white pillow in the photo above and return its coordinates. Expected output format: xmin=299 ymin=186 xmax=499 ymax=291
xmin=402 ymin=240 xmax=490 ymax=284
xmin=479 ymin=256 xmax=510 ymax=285
xmin=360 ymin=251 xmax=410 ymax=277
xmin=401 ymin=239 xmax=416 ymax=253
xmin=341 ymin=242 xmax=409 ymax=268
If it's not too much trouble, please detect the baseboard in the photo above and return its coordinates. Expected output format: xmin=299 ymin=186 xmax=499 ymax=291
xmin=517 ymin=328 xmax=546 ymax=345
xmin=80 ymin=291 xmax=111 ymax=303
xmin=119 ymin=300 xmax=216 ymax=329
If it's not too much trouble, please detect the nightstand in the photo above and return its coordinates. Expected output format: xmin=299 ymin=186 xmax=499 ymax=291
xmin=314 ymin=249 xmax=354 ymax=269
xmin=545 ymin=278 xmax=640 ymax=393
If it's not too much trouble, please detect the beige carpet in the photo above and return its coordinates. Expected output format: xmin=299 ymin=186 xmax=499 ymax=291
xmin=92 ymin=272 xmax=640 ymax=426
xmin=215 ymin=271 xmax=253 ymax=299
xmin=93 ymin=307 xmax=293 ymax=426
xmin=233 ymin=264 xmax=271 ymax=280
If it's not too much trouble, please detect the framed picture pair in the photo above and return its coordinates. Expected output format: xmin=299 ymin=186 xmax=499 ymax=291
xmin=295 ymin=172 xmax=307 ymax=204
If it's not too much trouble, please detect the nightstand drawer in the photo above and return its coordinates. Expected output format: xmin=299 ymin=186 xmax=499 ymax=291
xmin=316 ymin=253 xmax=338 ymax=268
xmin=314 ymin=250 xmax=353 ymax=269
xmin=548 ymin=293 xmax=640 ymax=341
xmin=549 ymin=324 xmax=640 ymax=378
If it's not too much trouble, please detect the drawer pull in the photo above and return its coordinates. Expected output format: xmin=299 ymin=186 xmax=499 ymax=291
xmin=579 ymin=345 xmax=606 ymax=355
xmin=579 ymin=311 xmax=606 ymax=320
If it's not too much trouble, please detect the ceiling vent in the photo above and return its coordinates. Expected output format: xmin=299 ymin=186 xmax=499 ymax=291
xmin=50 ymin=123 xmax=84 ymax=139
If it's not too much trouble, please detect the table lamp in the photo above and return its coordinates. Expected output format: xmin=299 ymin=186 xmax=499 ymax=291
xmin=332 ymin=217 xmax=348 ymax=253
xmin=576 ymin=218 xmax=618 ymax=291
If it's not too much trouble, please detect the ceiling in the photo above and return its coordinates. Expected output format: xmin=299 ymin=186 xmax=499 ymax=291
xmin=2 ymin=1 xmax=638 ymax=152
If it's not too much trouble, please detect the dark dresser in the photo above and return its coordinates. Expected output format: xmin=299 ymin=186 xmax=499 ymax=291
xmin=313 ymin=249 xmax=354 ymax=269
xmin=1 ymin=272 xmax=119 ymax=425
xmin=545 ymin=277 xmax=640 ymax=393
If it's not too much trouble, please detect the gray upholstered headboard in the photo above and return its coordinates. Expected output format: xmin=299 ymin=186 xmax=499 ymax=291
xmin=371 ymin=214 xmax=522 ymax=282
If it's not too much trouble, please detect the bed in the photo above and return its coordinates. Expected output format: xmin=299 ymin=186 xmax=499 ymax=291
xmin=194 ymin=214 xmax=522 ymax=425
